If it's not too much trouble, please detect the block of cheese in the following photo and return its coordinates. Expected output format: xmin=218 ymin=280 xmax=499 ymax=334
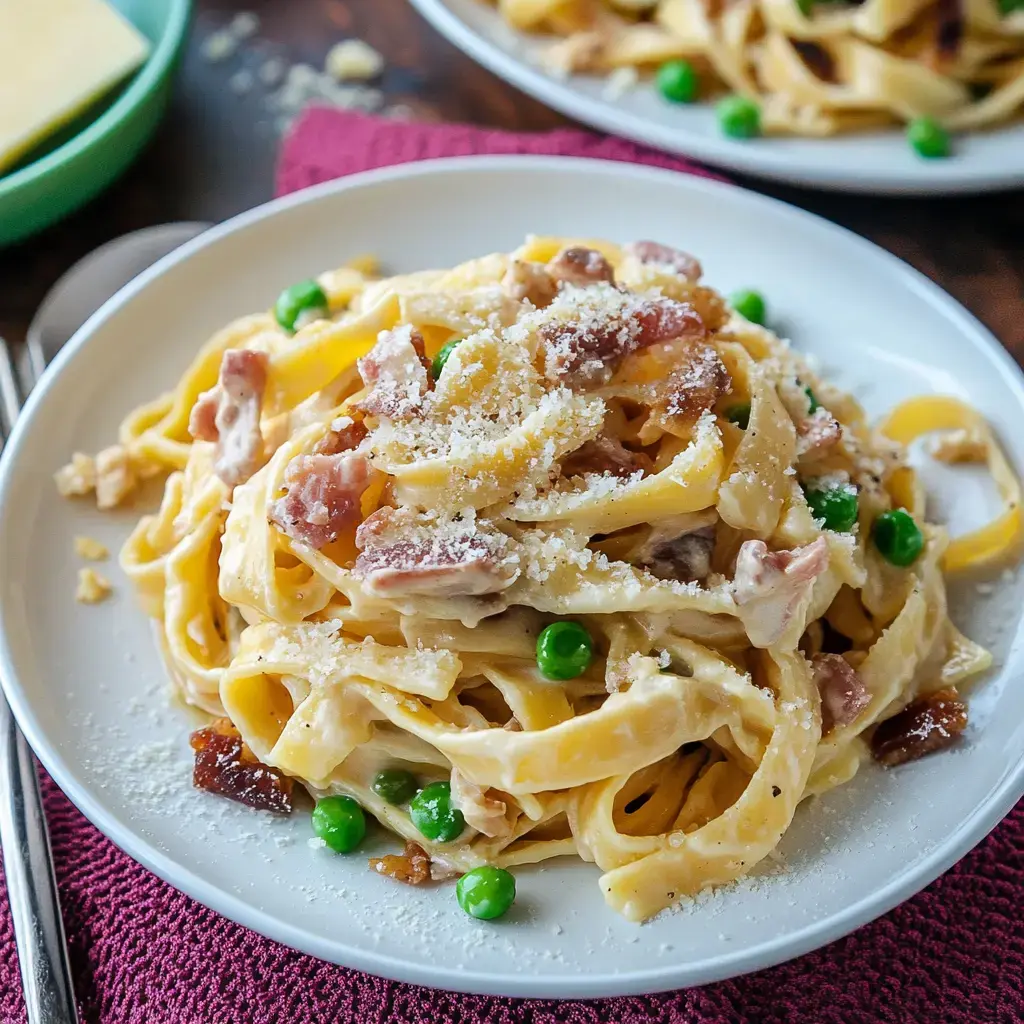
xmin=0 ymin=0 xmax=151 ymax=174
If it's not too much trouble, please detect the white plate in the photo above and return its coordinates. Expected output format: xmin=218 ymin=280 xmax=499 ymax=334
xmin=408 ymin=0 xmax=1024 ymax=195
xmin=2 ymin=157 xmax=1024 ymax=998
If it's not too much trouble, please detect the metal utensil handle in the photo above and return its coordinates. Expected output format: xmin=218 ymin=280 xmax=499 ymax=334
xmin=0 ymin=341 xmax=80 ymax=1024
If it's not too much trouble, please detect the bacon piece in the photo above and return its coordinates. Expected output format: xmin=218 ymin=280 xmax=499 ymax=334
xmin=312 ymin=416 xmax=368 ymax=456
xmin=356 ymin=325 xmax=432 ymax=420
xmin=268 ymin=452 xmax=373 ymax=549
xmin=634 ymin=298 xmax=706 ymax=348
xmin=812 ymin=653 xmax=870 ymax=734
xmin=625 ymin=240 xmax=702 ymax=282
xmin=451 ymin=769 xmax=513 ymax=840
xmin=547 ymin=246 xmax=615 ymax=288
xmin=659 ymin=344 xmax=731 ymax=425
xmin=543 ymin=297 xmax=706 ymax=389
xmin=188 ymin=349 xmax=269 ymax=487
xmin=797 ymin=408 xmax=842 ymax=461
xmin=642 ymin=525 xmax=716 ymax=584
xmin=871 ymin=688 xmax=968 ymax=767
xmin=354 ymin=507 xmax=518 ymax=599
xmin=733 ymin=536 xmax=830 ymax=648
xmin=560 ymin=435 xmax=649 ymax=479
xmin=369 ymin=840 xmax=432 ymax=885
xmin=190 ymin=718 xmax=293 ymax=814
xmin=502 ymin=259 xmax=558 ymax=308
xmin=189 ymin=392 xmax=218 ymax=442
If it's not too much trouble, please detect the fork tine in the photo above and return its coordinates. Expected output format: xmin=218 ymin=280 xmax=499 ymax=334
xmin=0 ymin=338 xmax=23 ymax=441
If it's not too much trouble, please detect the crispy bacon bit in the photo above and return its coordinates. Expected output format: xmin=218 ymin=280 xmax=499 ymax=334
xmin=642 ymin=525 xmax=716 ymax=584
xmin=813 ymin=653 xmax=870 ymax=734
xmin=354 ymin=507 xmax=518 ymax=599
xmin=560 ymin=435 xmax=649 ymax=479
xmin=625 ymin=240 xmax=702 ymax=282
xmin=356 ymin=325 xmax=432 ymax=420
xmin=547 ymin=246 xmax=615 ymax=288
xmin=797 ymin=408 xmax=842 ymax=461
xmin=312 ymin=416 xmax=368 ymax=456
xmin=369 ymin=840 xmax=432 ymax=885
xmin=502 ymin=259 xmax=558 ymax=308
xmin=190 ymin=718 xmax=293 ymax=814
xmin=543 ymin=297 xmax=706 ymax=389
xmin=268 ymin=452 xmax=374 ymax=549
xmin=189 ymin=349 xmax=269 ymax=487
xmin=660 ymin=344 xmax=731 ymax=424
xmin=733 ymin=536 xmax=830 ymax=648
xmin=871 ymin=688 xmax=968 ymax=767
xmin=451 ymin=769 xmax=512 ymax=839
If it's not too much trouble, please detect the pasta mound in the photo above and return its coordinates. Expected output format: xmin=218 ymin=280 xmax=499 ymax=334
xmin=62 ymin=235 xmax=1019 ymax=921
xmin=486 ymin=0 xmax=1024 ymax=137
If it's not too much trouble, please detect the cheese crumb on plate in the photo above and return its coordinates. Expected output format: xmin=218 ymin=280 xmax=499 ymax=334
xmin=76 ymin=567 xmax=112 ymax=604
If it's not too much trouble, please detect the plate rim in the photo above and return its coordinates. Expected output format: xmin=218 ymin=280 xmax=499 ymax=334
xmin=406 ymin=0 xmax=1024 ymax=196
xmin=2 ymin=155 xmax=1024 ymax=997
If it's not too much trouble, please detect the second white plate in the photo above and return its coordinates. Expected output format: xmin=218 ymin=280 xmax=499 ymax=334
xmin=409 ymin=0 xmax=1024 ymax=195
xmin=2 ymin=157 xmax=1024 ymax=998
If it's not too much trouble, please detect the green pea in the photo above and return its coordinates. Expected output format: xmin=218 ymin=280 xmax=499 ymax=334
xmin=716 ymin=95 xmax=761 ymax=139
xmin=999 ymin=0 xmax=1024 ymax=13
xmin=456 ymin=866 xmax=517 ymax=921
xmin=372 ymin=769 xmax=418 ymax=805
xmin=803 ymin=484 xmax=859 ymax=533
xmin=796 ymin=0 xmax=814 ymax=14
xmin=729 ymin=289 xmax=767 ymax=326
xmin=274 ymin=279 xmax=330 ymax=333
xmin=805 ymin=386 xmax=820 ymax=413
xmin=432 ymin=338 xmax=463 ymax=380
xmin=872 ymin=509 xmax=924 ymax=567
xmin=536 ymin=621 xmax=593 ymax=681
xmin=656 ymin=60 xmax=699 ymax=104
xmin=725 ymin=403 xmax=751 ymax=430
xmin=907 ymin=117 xmax=951 ymax=159
xmin=409 ymin=781 xmax=465 ymax=843
xmin=312 ymin=795 xmax=366 ymax=853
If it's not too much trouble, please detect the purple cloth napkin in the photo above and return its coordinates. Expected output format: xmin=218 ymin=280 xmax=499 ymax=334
xmin=2 ymin=110 xmax=1022 ymax=1024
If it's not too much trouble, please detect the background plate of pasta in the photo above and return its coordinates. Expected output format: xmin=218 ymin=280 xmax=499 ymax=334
xmin=407 ymin=0 xmax=1024 ymax=194
xmin=2 ymin=157 xmax=1024 ymax=996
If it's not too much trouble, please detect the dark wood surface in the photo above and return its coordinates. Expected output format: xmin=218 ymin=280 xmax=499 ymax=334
xmin=1 ymin=0 xmax=1022 ymax=355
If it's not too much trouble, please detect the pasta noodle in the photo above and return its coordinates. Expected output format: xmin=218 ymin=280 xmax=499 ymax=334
xmin=485 ymin=0 xmax=1024 ymax=137
xmin=61 ymin=235 xmax=1017 ymax=921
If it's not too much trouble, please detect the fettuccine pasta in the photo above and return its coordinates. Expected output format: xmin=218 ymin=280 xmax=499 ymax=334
xmin=60 ymin=235 xmax=1018 ymax=922
xmin=486 ymin=0 xmax=1024 ymax=138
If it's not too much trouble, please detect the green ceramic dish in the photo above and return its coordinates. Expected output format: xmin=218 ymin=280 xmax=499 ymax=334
xmin=0 ymin=0 xmax=192 ymax=248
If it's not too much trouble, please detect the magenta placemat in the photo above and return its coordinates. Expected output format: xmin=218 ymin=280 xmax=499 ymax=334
xmin=1 ymin=110 xmax=1022 ymax=1024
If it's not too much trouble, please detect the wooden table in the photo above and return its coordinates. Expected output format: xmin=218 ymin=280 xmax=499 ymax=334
xmin=1 ymin=0 xmax=1022 ymax=356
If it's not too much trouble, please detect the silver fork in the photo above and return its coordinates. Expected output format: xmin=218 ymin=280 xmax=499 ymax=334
xmin=0 ymin=338 xmax=80 ymax=1024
